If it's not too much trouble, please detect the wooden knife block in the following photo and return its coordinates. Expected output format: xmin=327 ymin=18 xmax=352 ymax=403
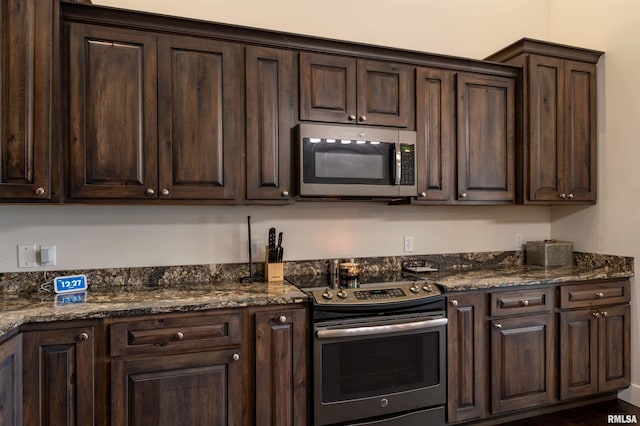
xmin=264 ymin=247 xmax=284 ymax=282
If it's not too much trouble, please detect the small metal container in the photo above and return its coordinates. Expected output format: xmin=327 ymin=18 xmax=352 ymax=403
xmin=526 ymin=240 xmax=573 ymax=266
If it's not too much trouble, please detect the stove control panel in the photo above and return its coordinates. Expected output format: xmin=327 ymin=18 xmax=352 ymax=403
xmin=310 ymin=280 xmax=442 ymax=306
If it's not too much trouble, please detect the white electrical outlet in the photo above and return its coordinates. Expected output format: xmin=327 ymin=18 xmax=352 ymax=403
xmin=404 ymin=236 xmax=414 ymax=253
xmin=18 ymin=244 xmax=37 ymax=268
xmin=515 ymin=233 xmax=523 ymax=250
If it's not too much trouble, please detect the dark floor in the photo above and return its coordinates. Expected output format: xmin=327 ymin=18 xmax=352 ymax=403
xmin=501 ymin=399 xmax=640 ymax=425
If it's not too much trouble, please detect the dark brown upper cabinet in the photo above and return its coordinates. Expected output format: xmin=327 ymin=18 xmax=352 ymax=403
xmin=245 ymin=46 xmax=297 ymax=202
xmin=415 ymin=69 xmax=515 ymax=204
xmin=0 ymin=0 xmax=58 ymax=201
xmin=158 ymin=35 xmax=242 ymax=201
xmin=456 ymin=73 xmax=515 ymax=203
xmin=486 ymin=39 xmax=603 ymax=204
xmin=299 ymin=52 xmax=414 ymax=128
xmin=66 ymin=24 xmax=242 ymax=202
xmin=415 ymin=67 xmax=456 ymax=203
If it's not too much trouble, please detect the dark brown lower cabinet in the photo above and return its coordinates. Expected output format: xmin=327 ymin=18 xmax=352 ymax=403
xmin=111 ymin=349 xmax=243 ymax=426
xmin=560 ymin=304 xmax=630 ymax=400
xmin=490 ymin=312 xmax=555 ymax=414
xmin=446 ymin=294 xmax=488 ymax=423
xmin=253 ymin=305 xmax=308 ymax=426
xmin=22 ymin=325 xmax=96 ymax=426
xmin=0 ymin=334 xmax=22 ymax=426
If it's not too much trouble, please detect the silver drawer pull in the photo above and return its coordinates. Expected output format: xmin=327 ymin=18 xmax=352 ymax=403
xmin=232 ymin=353 xmax=240 ymax=361
xmin=175 ymin=331 xmax=184 ymax=340
xmin=278 ymin=315 xmax=287 ymax=323
xmin=520 ymin=299 xmax=529 ymax=307
xmin=450 ymin=300 xmax=458 ymax=307
xmin=494 ymin=323 xmax=503 ymax=329
xmin=592 ymin=312 xmax=600 ymax=318
xmin=595 ymin=292 xmax=604 ymax=298
xmin=78 ymin=332 xmax=89 ymax=341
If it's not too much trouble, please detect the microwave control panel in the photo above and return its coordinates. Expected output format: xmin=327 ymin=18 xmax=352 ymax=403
xmin=400 ymin=144 xmax=415 ymax=185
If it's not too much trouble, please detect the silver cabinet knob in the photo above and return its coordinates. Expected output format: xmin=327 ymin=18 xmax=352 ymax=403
xmin=450 ymin=300 xmax=458 ymax=307
xmin=232 ymin=353 xmax=240 ymax=361
xmin=521 ymin=299 xmax=529 ymax=307
xmin=146 ymin=188 xmax=155 ymax=196
xmin=78 ymin=332 xmax=89 ymax=341
xmin=592 ymin=312 xmax=601 ymax=318
xmin=35 ymin=187 xmax=46 ymax=196
xmin=494 ymin=323 xmax=503 ymax=329
xmin=281 ymin=191 xmax=289 ymax=197
xmin=359 ymin=115 xmax=367 ymax=122
xmin=460 ymin=192 xmax=468 ymax=199
xmin=175 ymin=331 xmax=184 ymax=340
xmin=601 ymin=311 xmax=608 ymax=317
xmin=348 ymin=114 xmax=357 ymax=121
xmin=567 ymin=193 xmax=574 ymax=199
xmin=161 ymin=188 xmax=170 ymax=196
xmin=278 ymin=315 xmax=287 ymax=323
xmin=595 ymin=292 xmax=604 ymax=298
xmin=560 ymin=193 xmax=567 ymax=199
xmin=420 ymin=192 xmax=427 ymax=198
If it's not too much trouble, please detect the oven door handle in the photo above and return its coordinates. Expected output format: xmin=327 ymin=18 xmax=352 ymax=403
xmin=316 ymin=317 xmax=447 ymax=339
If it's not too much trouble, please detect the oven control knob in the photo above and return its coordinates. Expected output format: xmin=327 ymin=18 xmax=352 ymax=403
xmin=337 ymin=289 xmax=348 ymax=299
xmin=322 ymin=289 xmax=334 ymax=300
xmin=423 ymin=284 xmax=433 ymax=292
xmin=409 ymin=284 xmax=420 ymax=294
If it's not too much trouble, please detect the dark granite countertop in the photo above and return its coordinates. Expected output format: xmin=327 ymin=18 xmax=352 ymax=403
xmin=0 ymin=251 xmax=633 ymax=341
xmin=0 ymin=280 xmax=307 ymax=340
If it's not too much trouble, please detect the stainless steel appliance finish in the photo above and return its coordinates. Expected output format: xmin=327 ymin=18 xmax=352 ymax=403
xmin=296 ymin=123 xmax=417 ymax=198
xmin=288 ymin=273 xmax=446 ymax=426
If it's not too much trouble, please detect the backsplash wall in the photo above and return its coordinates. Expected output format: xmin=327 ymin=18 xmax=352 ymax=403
xmin=0 ymin=203 xmax=551 ymax=273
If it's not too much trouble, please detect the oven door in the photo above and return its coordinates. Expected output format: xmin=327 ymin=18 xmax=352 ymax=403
xmin=313 ymin=313 xmax=447 ymax=426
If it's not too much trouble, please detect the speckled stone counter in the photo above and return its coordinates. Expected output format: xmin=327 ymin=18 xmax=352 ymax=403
xmin=0 ymin=280 xmax=307 ymax=340
xmin=0 ymin=250 xmax=633 ymax=340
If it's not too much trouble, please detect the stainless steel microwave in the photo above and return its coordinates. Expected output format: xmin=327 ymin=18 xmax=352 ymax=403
xmin=296 ymin=123 xmax=417 ymax=198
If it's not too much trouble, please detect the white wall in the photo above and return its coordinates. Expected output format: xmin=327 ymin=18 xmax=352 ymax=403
xmin=548 ymin=0 xmax=640 ymax=407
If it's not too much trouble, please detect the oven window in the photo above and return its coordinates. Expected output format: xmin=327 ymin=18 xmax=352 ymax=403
xmin=321 ymin=332 xmax=440 ymax=403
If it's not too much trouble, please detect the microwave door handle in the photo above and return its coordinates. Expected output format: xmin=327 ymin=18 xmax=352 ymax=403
xmin=316 ymin=317 xmax=448 ymax=339
xmin=394 ymin=143 xmax=402 ymax=185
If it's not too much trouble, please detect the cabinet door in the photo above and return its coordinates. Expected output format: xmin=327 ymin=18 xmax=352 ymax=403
xmin=246 ymin=46 xmax=296 ymax=201
xmin=563 ymin=60 xmax=597 ymax=202
xmin=0 ymin=334 xmax=22 ymax=426
xmin=157 ymin=35 xmax=242 ymax=200
xmin=111 ymin=349 xmax=243 ymax=426
xmin=357 ymin=59 xmax=414 ymax=127
xmin=527 ymin=55 xmax=565 ymax=202
xmin=446 ymin=295 xmax=488 ymax=423
xmin=559 ymin=308 xmax=598 ymax=399
xmin=491 ymin=313 xmax=555 ymax=413
xmin=598 ymin=304 xmax=630 ymax=392
xmin=299 ymin=52 xmax=356 ymax=123
xmin=0 ymin=0 xmax=55 ymax=200
xmin=457 ymin=73 xmax=515 ymax=202
xmin=415 ymin=68 xmax=455 ymax=202
xmin=255 ymin=307 xmax=308 ymax=426
xmin=68 ymin=24 xmax=158 ymax=199
xmin=22 ymin=326 xmax=95 ymax=426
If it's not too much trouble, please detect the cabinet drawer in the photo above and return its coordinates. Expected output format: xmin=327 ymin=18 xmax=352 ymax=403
xmin=110 ymin=311 xmax=241 ymax=357
xmin=490 ymin=287 xmax=553 ymax=317
xmin=559 ymin=280 xmax=630 ymax=309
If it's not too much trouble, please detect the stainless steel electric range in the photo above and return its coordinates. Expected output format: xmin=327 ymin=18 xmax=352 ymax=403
xmin=288 ymin=272 xmax=447 ymax=426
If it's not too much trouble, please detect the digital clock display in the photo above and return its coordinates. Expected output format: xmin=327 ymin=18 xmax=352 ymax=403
xmin=53 ymin=274 xmax=88 ymax=294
